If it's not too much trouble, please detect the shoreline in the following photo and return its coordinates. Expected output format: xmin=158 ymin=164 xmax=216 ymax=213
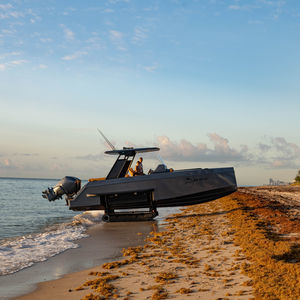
xmin=16 ymin=196 xmax=253 ymax=299
xmin=0 ymin=219 xmax=158 ymax=299
xmin=6 ymin=186 xmax=300 ymax=299
xmin=0 ymin=223 xmax=152 ymax=300
xmin=0 ymin=207 xmax=178 ymax=300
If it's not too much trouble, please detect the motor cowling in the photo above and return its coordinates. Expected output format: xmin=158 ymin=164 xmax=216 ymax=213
xmin=42 ymin=176 xmax=81 ymax=202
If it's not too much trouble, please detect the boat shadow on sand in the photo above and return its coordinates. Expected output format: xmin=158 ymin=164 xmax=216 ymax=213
xmin=165 ymin=206 xmax=247 ymax=220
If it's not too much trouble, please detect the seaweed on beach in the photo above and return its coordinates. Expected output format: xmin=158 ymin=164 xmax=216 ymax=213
xmin=220 ymin=191 xmax=300 ymax=299
xmin=150 ymin=285 xmax=168 ymax=300
xmin=79 ymin=187 xmax=299 ymax=299
xmin=122 ymin=246 xmax=143 ymax=257
xmin=176 ymin=287 xmax=193 ymax=294
xmin=81 ymin=274 xmax=120 ymax=298
xmin=154 ymin=271 xmax=177 ymax=284
xmin=102 ymin=259 xmax=130 ymax=269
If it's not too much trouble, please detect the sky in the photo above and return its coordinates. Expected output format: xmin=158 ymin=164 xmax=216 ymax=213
xmin=0 ymin=0 xmax=300 ymax=185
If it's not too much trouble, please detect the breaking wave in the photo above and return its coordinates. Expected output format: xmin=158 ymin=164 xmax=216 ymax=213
xmin=0 ymin=211 xmax=103 ymax=276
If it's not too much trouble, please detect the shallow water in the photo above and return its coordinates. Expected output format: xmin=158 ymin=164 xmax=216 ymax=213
xmin=0 ymin=178 xmax=81 ymax=239
xmin=0 ymin=178 xmax=100 ymax=276
xmin=0 ymin=177 xmax=180 ymax=277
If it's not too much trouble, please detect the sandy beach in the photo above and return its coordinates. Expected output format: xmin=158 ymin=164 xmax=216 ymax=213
xmin=12 ymin=186 xmax=300 ymax=299
xmin=0 ymin=207 xmax=178 ymax=300
xmin=0 ymin=219 xmax=156 ymax=299
xmin=2 ymin=1 xmax=300 ymax=298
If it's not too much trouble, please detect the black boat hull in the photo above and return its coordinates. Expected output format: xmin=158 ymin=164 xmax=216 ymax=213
xmin=68 ymin=167 xmax=237 ymax=211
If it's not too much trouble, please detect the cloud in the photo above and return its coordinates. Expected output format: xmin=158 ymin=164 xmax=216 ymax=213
xmin=108 ymin=0 xmax=130 ymax=5
xmin=0 ymin=158 xmax=17 ymax=170
xmin=0 ymin=51 xmax=21 ymax=59
xmin=143 ymin=63 xmax=159 ymax=72
xmin=132 ymin=27 xmax=148 ymax=44
xmin=85 ymin=33 xmax=104 ymax=50
xmin=271 ymin=137 xmax=300 ymax=157
xmin=4 ymin=159 xmax=13 ymax=167
xmin=62 ymin=7 xmax=77 ymax=16
xmin=207 ymin=133 xmax=248 ymax=161
xmin=270 ymin=159 xmax=297 ymax=169
xmin=256 ymin=136 xmax=300 ymax=169
xmin=38 ymin=64 xmax=47 ymax=69
xmin=258 ymin=143 xmax=271 ymax=152
xmin=0 ymin=10 xmax=24 ymax=20
xmin=228 ymin=5 xmax=241 ymax=10
xmin=0 ymin=3 xmax=12 ymax=18
xmin=109 ymin=30 xmax=127 ymax=51
xmin=154 ymin=134 xmax=300 ymax=169
xmin=1 ymin=29 xmax=16 ymax=36
xmin=62 ymin=51 xmax=88 ymax=61
xmin=13 ymin=153 xmax=39 ymax=157
xmin=104 ymin=8 xmax=114 ymax=13
xmin=0 ymin=153 xmax=45 ymax=176
xmin=0 ymin=4 xmax=13 ymax=10
xmin=10 ymin=59 xmax=27 ymax=65
xmin=0 ymin=5 xmax=41 ymax=24
xmin=110 ymin=30 xmax=123 ymax=41
xmin=0 ymin=59 xmax=28 ymax=71
xmin=39 ymin=38 xmax=52 ymax=43
xmin=227 ymin=0 xmax=286 ymax=18
xmin=61 ymin=24 xmax=75 ymax=41
xmin=75 ymin=154 xmax=104 ymax=161
xmin=156 ymin=133 xmax=249 ymax=163
xmin=227 ymin=3 xmax=256 ymax=12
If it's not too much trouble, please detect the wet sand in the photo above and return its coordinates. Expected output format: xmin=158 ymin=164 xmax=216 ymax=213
xmin=4 ymin=186 xmax=300 ymax=299
xmin=15 ymin=199 xmax=254 ymax=299
xmin=0 ymin=220 xmax=158 ymax=299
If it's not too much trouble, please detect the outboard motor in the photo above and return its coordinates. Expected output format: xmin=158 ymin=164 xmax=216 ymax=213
xmin=42 ymin=176 xmax=81 ymax=202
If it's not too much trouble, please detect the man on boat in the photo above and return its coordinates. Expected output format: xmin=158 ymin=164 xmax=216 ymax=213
xmin=127 ymin=168 xmax=135 ymax=177
xmin=134 ymin=157 xmax=144 ymax=175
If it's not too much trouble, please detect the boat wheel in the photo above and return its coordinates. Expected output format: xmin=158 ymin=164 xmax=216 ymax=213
xmin=102 ymin=214 xmax=110 ymax=222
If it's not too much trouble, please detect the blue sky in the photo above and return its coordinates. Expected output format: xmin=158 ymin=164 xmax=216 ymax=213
xmin=0 ymin=0 xmax=299 ymax=185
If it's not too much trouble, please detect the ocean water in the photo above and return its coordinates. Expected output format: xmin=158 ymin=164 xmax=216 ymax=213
xmin=0 ymin=177 xmax=180 ymax=278
xmin=0 ymin=177 xmax=103 ymax=276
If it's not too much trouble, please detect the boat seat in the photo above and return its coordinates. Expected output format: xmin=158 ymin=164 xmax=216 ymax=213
xmin=153 ymin=164 xmax=168 ymax=173
xmin=88 ymin=177 xmax=106 ymax=182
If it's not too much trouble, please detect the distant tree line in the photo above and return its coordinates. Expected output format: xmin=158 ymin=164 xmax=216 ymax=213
xmin=295 ymin=170 xmax=300 ymax=183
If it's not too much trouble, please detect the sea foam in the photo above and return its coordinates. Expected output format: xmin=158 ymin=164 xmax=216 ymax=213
xmin=0 ymin=211 xmax=103 ymax=276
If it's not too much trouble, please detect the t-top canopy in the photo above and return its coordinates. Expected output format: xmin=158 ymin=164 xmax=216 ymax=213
xmin=105 ymin=147 xmax=160 ymax=156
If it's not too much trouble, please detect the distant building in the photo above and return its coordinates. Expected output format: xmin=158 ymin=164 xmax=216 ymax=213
xmin=269 ymin=178 xmax=289 ymax=186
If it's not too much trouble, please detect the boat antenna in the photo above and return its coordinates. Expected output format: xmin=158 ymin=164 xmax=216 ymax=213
xmin=156 ymin=153 xmax=166 ymax=166
xmin=97 ymin=129 xmax=116 ymax=150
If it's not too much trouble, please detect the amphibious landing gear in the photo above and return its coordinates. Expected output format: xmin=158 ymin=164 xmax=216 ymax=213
xmin=101 ymin=208 xmax=158 ymax=222
xmin=101 ymin=190 xmax=158 ymax=222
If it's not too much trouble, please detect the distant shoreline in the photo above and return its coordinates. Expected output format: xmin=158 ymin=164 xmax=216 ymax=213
xmin=0 ymin=177 xmax=91 ymax=182
xmin=0 ymin=176 xmax=61 ymax=181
